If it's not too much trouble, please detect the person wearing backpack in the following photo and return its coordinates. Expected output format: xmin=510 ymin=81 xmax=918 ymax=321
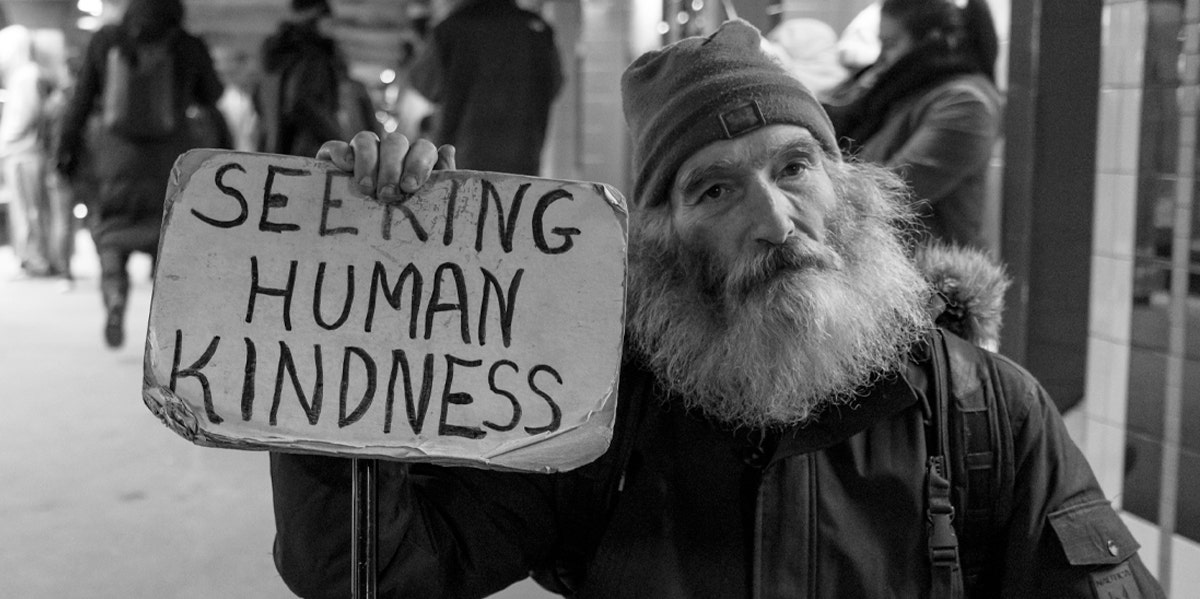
xmin=56 ymin=0 xmax=227 ymax=349
xmin=269 ymin=20 xmax=1165 ymax=599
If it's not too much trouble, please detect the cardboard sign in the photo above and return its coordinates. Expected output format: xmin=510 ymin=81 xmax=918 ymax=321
xmin=142 ymin=150 xmax=627 ymax=472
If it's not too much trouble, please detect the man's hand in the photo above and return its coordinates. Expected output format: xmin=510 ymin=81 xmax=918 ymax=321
xmin=316 ymin=131 xmax=456 ymax=201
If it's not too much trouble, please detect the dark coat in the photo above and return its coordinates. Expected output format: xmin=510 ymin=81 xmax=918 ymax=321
xmin=853 ymin=73 xmax=1001 ymax=251
xmin=57 ymin=23 xmax=225 ymax=249
xmin=255 ymin=19 xmax=348 ymax=158
xmin=269 ymin=334 xmax=1162 ymax=598
xmin=826 ymin=46 xmax=1002 ymax=251
xmin=409 ymin=0 xmax=562 ymax=176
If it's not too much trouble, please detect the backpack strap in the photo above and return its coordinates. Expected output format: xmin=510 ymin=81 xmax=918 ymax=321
xmin=925 ymin=328 xmax=1007 ymax=596
xmin=925 ymin=328 xmax=965 ymax=599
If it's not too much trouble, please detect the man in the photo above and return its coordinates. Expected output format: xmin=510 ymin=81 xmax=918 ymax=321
xmin=256 ymin=0 xmax=370 ymax=158
xmin=270 ymin=20 xmax=1163 ymax=598
xmin=409 ymin=0 xmax=562 ymax=176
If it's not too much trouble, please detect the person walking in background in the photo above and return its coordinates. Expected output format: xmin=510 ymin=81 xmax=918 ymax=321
xmin=409 ymin=0 xmax=562 ymax=176
xmin=824 ymin=0 xmax=1002 ymax=251
xmin=256 ymin=0 xmax=372 ymax=159
xmin=0 ymin=25 xmax=60 ymax=281
xmin=35 ymin=28 xmax=79 ymax=290
xmin=56 ymin=0 xmax=226 ymax=348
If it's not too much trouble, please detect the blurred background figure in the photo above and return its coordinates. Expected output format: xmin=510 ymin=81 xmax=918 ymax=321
xmin=256 ymin=0 xmax=374 ymax=158
xmin=824 ymin=0 xmax=1001 ymax=252
xmin=409 ymin=0 xmax=562 ymax=176
xmin=56 ymin=0 xmax=227 ymax=349
xmin=211 ymin=44 xmax=259 ymax=152
xmin=761 ymin=18 xmax=848 ymax=99
xmin=32 ymin=28 xmax=77 ymax=290
xmin=836 ymin=2 xmax=881 ymax=73
xmin=0 ymin=24 xmax=67 ymax=283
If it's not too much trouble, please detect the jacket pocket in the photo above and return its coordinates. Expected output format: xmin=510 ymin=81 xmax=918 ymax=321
xmin=1047 ymin=499 xmax=1140 ymax=566
xmin=1049 ymin=500 xmax=1152 ymax=598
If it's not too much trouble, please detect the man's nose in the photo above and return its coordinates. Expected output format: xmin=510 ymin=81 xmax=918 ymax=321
xmin=747 ymin=179 xmax=821 ymax=245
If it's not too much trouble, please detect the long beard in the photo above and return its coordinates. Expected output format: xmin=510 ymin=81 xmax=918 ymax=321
xmin=626 ymin=161 xmax=933 ymax=429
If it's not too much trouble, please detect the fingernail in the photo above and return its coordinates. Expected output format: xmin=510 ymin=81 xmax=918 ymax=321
xmin=378 ymin=184 xmax=398 ymax=200
xmin=401 ymin=175 xmax=417 ymax=191
xmin=358 ymin=176 xmax=373 ymax=192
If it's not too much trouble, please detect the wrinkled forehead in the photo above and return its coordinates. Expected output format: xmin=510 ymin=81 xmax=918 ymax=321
xmin=672 ymin=125 xmax=826 ymax=191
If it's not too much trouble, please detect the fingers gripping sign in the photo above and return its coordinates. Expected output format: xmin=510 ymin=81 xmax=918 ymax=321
xmin=317 ymin=132 xmax=458 ymax=200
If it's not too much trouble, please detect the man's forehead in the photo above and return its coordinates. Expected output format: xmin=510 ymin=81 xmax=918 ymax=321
xmin=674 ymin=125 xmax=823 ymax=185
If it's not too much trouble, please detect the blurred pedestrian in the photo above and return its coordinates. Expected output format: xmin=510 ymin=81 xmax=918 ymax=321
xmin=409 ymin=0 xmax=562 ymax=176
xmin=57 ymin=0 xmax=226 ymax=348
xmin=0 ymin=25 xmax=59 ymax=281
xmin=34 ymin=28 xmax=78 ymax=289
xmin=257 ymin=0 xmax=372 ymax=159
xmin=825 ymin=0 xmax=1002 ymax=251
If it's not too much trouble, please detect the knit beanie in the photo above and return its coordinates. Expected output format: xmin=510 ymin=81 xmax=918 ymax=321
xmin=621 ymin=19 xmax=840 ymax=209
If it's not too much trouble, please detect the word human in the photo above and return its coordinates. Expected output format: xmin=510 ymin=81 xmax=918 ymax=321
xmin=191 ymin=162 xmax=582 ymax=253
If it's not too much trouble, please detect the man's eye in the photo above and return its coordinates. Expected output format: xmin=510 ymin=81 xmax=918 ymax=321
xmin=701 ymin=185 xmax=726 ymax=200
xmin=780 ymin=161 xmax=810 ymax=177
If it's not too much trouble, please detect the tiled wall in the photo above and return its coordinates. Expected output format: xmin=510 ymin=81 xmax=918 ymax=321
xmin=1087 ymin=0 xmax=1200 ymax=591
xmin=1086 ymin=0 xmax=1145 ymax=503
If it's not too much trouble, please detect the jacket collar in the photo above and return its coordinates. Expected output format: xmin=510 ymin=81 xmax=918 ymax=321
xmin=766 ymin=364 xmax=921 ymax=464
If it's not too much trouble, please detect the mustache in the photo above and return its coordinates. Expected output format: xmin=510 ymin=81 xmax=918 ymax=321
xmin=764 ymin=238 xmax=842 ymax=272
xmin=722 ymin=237 xmax=845 ymax=299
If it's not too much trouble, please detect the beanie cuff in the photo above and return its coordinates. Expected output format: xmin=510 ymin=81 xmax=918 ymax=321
xmin=622 ymin=19 xmax=840 ymax=210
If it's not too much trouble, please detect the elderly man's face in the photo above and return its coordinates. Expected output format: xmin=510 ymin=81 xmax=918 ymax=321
xmin=668 ymin=125 xmax=838 ymax=276
xmin=630 ymin=124 xmax=931 ymax=427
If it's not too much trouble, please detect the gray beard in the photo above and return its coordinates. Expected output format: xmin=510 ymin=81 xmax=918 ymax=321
xmin=626 ymin=163 xmax=933 ymax=429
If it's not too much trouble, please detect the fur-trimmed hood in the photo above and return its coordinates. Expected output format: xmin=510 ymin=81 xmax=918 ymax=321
xmin=914 ymin=243 xmax=1011 ymax=352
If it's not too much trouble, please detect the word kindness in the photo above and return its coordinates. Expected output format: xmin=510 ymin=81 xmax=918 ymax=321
xmin=143 ymin=151 xmax=626 ymax=468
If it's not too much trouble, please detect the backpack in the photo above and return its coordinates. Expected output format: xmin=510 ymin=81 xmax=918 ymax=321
xmin=101 ymin=34 xmax=178 ymax=140
xmin=531 ymin=328 xmax=1004 ymax=598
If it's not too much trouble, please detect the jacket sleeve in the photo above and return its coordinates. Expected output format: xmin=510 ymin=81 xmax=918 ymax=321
xmin=991 ymin=357 xmax=1165 ymax=598
xmin=56 ymin=28 xmax=110 ymax=174
xmin=270 ymin=452 xmax=559 ymax=599
xmin=884 ymin=82 xmax=999 ymax=205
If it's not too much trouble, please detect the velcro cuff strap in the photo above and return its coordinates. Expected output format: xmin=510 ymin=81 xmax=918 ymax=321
xmin=1048 ymin=499 xmax=1140 ymax=566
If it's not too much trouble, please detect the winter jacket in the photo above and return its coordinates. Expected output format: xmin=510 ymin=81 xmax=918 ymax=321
xmin=270 ymin=343 xmax=1162 ymax=598
xmin=826 ymin=45 xmax=1002 ymax=251
xmin=57 ymin=23 xmax=225 ymax=249
xmin=409 ymin=0 xmax=562 ymax=176
xmin=255 ymin=19 xmax=348 ymax=159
